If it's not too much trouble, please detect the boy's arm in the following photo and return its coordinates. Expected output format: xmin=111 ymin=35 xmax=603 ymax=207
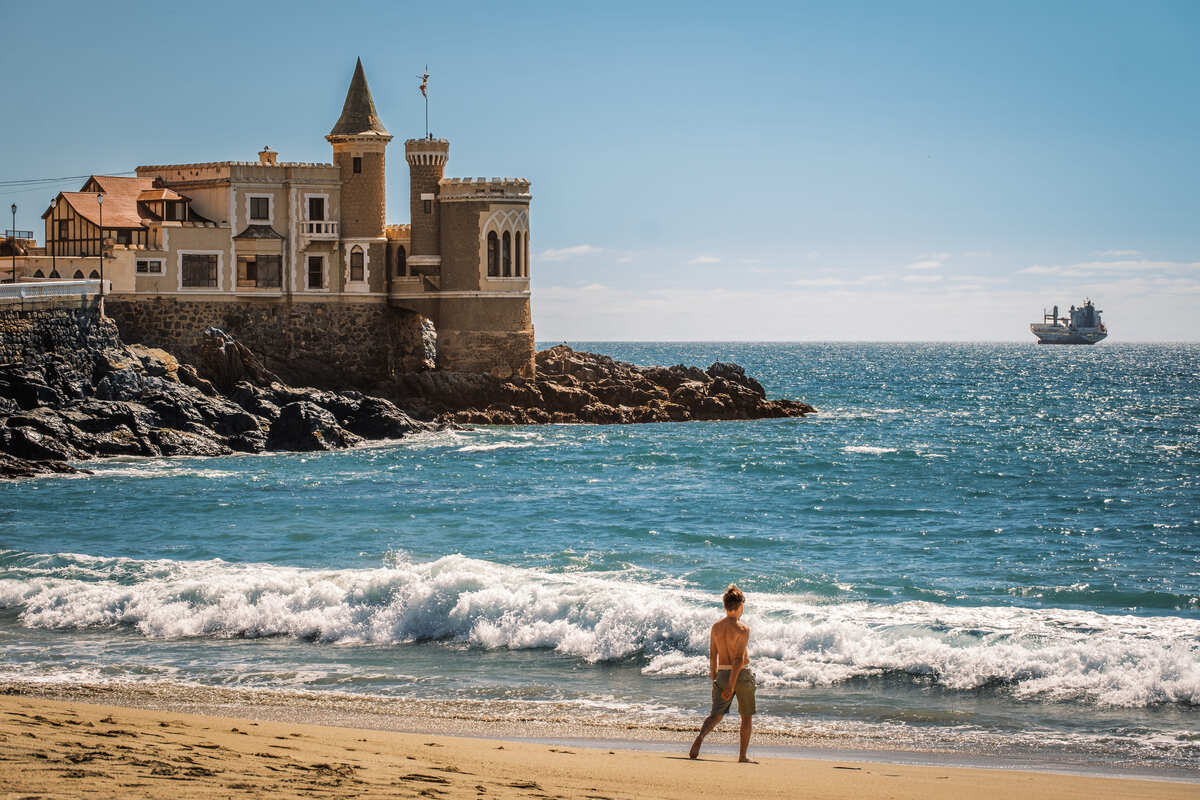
xmin=708 ymin=630 xmax=718 ymax=681
xmin=723 ymin=628 xmax=750 ymax=699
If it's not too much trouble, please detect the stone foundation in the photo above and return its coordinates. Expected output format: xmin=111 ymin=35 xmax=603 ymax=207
xmin=436 ymin=328 xmax=536 ymax=378
xmin=104 ymin=297 xmax=434 ymax=391
xmin=0 ymin=301 xmax=118 ymax=373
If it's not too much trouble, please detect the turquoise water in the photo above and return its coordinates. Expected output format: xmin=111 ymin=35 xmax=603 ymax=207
xmin=1 ymin=343 xmax=1197 ymax=768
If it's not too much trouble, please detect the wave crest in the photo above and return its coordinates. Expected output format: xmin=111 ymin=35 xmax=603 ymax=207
xmin=1 ymin=549 xmax=1197 ymax=708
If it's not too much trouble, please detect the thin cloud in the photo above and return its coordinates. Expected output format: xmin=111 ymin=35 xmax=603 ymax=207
xmin=903 ymin=274 xmax=943 ymax=283
xmin=907 ymin=259 xmax=944 ymax=271
xmin=689 ymin=255 xmax=721 ymax=264
xmin=1095 ymin=249 xmax=1141 ymax=258
xmin=1019 ymin=259 xmax=1200 ymax=277
xmin=541 ymin=244 xmax=603 ymax=261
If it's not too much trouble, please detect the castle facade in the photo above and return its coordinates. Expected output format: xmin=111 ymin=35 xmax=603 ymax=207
xmin=18 ymin=59 xmax=534 ymax=379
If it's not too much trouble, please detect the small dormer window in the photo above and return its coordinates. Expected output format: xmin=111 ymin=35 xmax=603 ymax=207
xmin=352 ymin=157 xmax=362 ymax=174
xmin=164 ymin=201 xmax=184 ymax=221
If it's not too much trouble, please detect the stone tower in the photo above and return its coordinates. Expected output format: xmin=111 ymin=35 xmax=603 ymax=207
xmin=404 ymin=137 xmax=449 ymax=275
xmin=327 ymin=58 xmax=392 ymax=239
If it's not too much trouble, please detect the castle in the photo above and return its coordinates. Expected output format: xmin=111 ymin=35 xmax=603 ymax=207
xmin=12 ymin=59 xmax=534 ymax=382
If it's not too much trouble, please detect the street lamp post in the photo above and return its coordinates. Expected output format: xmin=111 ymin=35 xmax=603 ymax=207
xmin=96 ymin=193 xmax=104 ymax=296
xmin=9 ymin=203 xmax=15 ymax=284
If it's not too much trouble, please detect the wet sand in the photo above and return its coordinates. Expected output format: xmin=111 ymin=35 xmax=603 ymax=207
xmin=1 ymin=694 xmax=1194 ymax=800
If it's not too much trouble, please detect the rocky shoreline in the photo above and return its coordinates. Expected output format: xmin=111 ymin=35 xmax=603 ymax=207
xmin=0 ymin=315 xmax=813 ymax=479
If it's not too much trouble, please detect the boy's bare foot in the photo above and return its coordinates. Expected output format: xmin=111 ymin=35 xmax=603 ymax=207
xmin=689 ymin=738 xmax=701 ymax=759
xmin=739 ymin=757 xmax=757 ymax=763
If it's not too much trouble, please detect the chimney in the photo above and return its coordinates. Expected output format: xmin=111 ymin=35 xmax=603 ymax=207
xmin=258 ymin=146 xmax=278 ymax=165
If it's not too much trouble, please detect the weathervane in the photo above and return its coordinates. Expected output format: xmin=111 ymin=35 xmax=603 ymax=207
xmin=418 ymin=66 xmax=430 ymax=137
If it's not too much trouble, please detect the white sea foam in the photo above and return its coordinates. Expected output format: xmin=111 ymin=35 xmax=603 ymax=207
xmin=842 ymin=445 xmax=898 ymax=455
xmin=1 ymin=549 xmax=1198 ymax=708
xmin=456 ymin=442 xmax=538 ymax=453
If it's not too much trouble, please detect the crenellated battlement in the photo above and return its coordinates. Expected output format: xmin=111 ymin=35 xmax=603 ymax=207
xmin=438 ymin=177 xmax=531 ymax=203
xmin=405 ymin=138 xmax=450 ymax=166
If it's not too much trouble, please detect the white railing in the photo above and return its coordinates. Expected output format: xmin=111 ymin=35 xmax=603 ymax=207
xmin=0 ymin=279 xmax=109 ymax=303
xmin=300 ymin=220 xmax=339 ymax=238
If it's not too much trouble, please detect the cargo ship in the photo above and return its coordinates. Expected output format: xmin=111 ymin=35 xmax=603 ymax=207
xmin=1030 ymin=300 xmax=1107 ymax=344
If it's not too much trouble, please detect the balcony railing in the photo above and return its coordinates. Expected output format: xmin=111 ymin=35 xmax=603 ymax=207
xmin=0 ymin=279 xmax=108 ymax=304
xmin=300 ymin=220 xmax=338 ymax=239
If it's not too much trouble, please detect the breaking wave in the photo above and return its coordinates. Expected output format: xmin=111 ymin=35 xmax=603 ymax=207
xmin=1 ymin=549 xmax=1197 ymax=708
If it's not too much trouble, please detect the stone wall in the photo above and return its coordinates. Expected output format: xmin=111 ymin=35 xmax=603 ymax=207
xmin=105 ymin=297 xmax=434 ymax=391
xmin=335 ymin=148 xmax=386 ymax=238
xmin=0 ymin=300 xmax=118 ymax=373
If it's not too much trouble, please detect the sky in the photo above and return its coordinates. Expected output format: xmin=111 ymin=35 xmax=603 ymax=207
xmin=2 ymin=0 xmax=1197 ymax=341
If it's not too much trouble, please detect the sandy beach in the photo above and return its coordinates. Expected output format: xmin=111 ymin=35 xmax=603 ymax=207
xmin=1 ymin=694 xmax=1193 ymax=800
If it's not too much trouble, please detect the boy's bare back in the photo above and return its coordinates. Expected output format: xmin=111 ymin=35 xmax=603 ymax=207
xmin=711 ymin=617 xmax=750 ymax=668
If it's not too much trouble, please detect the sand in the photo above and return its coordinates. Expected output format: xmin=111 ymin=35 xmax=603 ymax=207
xmin=0 ymin=694 xmax=1193 ymax=800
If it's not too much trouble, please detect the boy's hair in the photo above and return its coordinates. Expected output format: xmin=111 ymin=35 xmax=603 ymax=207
xmin=722 ymin=584 xmax=745 ymax=611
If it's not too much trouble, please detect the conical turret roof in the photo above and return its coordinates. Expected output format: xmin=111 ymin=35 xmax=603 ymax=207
xmin=328 ymin=58 xmax=390 ymax=138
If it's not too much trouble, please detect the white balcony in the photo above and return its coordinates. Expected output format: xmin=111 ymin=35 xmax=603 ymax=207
xmin=300 ymin=220 xmax=339 ymax=239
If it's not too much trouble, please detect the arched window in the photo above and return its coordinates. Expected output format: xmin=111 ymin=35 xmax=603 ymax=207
xmin=49 ymin=270 xmax=60 ymax=279
xmin=524 ymin=234 xmax=530 ymax=276
xmin=88 ymin=270 xmax=100 ymax=279
xmin=486 ymin=231 xmax=499 ymax=276
xmin=502 ymin=231 xmax=512 ymax=277
xmin=73 ymin=270 xmax=85 ymax=279
xmin=514 ymin=233 xmax=522 ymax=277
xmin=33 ymin=270 xmax=44 ymax=278
xmin=349 ymin=246 xmax=364 ymax=282
xmin=396 ymin=246 xmax=407 ymax=277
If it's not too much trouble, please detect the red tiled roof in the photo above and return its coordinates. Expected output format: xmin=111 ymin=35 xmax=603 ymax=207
xmin=58 ymin=176 xmax=187 ymax=229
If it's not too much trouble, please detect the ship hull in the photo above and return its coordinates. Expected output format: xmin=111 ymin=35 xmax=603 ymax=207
xmin=1030 ymin=324 xmax=1107 ymax=345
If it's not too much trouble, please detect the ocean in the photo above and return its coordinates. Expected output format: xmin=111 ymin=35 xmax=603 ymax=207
xmin=1 ymin=342 xmax=1197 ymax=773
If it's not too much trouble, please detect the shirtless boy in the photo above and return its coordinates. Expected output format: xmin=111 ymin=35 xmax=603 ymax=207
xmin=689 ymin=584 xmax=755 ymax=763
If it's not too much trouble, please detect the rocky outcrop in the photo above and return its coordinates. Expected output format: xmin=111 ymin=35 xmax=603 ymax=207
xmin=389 ymin=345 xmax=815 ymax=425
xmin=1 ymin=308 xmax=815 ymax=478
xmin=0 ymin=320 xmax=430 ymax=478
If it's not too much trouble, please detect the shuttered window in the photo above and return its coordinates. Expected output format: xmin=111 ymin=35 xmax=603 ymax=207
xmin=181 ymin=254 xmax=218 ymax=288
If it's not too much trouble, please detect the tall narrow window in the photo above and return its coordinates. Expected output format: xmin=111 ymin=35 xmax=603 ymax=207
xmin=486 ymin=232 xmax=499 ymax=277
xmin=350 ymin=246 xmax=364 ymax=282
xmin=58 ymin=219 xmax=69 ymax=239
xmin=423 ymin=199 xmax=432 ymax=214
xmin=352 ymin=157 xmax=362 ymax=174
xmin=250 ymin=197 xmax=270 ymax=221
xmin=396 ymin=246 xmax=407 ymax=277
xmin=524 ymin=235 xmax=530 ymax=276
xmin=502 ymin=232 xmax=512 ymax=277
xmin=514 ymin=232 xmax=523 ymax=276
xmin=307 ymin=255 xmax=324 ymax=289
xmin=308 ymin=196 xmax=325 ymax=221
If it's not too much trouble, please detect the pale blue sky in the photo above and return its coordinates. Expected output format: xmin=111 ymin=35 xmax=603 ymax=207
xmin=2 ymin=1 xmax=1197 ymax=340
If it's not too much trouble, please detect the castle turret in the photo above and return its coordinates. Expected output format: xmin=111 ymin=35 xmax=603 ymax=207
xmin=404 ymin=137 xmax=449 ymax=275
xmin=327 ymin=58 xmax=391 ymax=239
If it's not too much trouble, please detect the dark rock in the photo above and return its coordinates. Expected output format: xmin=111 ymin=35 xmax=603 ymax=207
xmin=177 ymin=364 xmax=218 ymax=396
xmin=345 ymin=396 xmax=428 ymax=439
xmin=0 ymin=452 xmax=86 ymax=479
xmin=230 ymin=381 xmax=282 ymax=421
xmin=0 ymin=420 xmax=84 ymax=461
xmin=195 ymin=327 xmax=280 ymax=391
xmin=538 ymin=382 xmax=599 ymax=413
xmin=267 ymin=401 xmax=362 ymax=452
xmin=150 ymin=428 xmax=234 ymax=457
xmin=410 ymin=345 xmax=813 ymax=426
